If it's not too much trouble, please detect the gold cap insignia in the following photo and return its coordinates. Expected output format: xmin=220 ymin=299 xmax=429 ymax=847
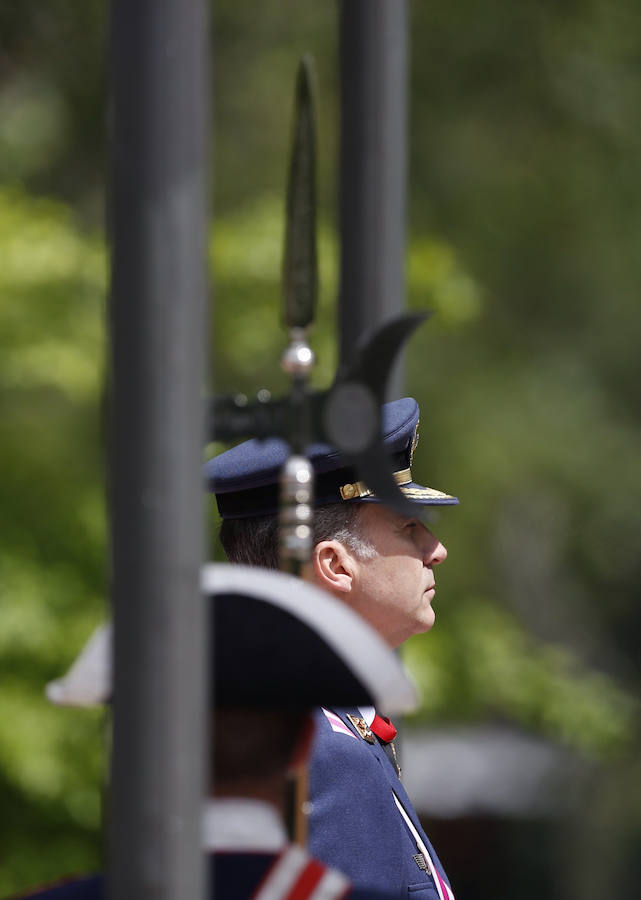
xmin=409 ymin=421 xmax=420 ymax=465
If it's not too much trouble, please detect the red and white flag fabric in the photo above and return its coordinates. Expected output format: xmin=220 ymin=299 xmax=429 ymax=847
xmin=253 ymin=845 xmax=350 ymax=900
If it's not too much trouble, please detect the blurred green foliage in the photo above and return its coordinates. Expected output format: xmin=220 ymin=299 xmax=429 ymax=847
xmin=0 ymin=187 xmax=107 ymax=895
xmin=2 ymin=1 xmax=641 ymax=897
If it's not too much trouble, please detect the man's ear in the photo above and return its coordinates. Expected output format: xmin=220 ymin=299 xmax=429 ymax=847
xmin=311 ymin=540 xmax=356 ymax=594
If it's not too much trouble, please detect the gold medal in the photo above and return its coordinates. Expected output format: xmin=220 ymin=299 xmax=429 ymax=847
xmin=346 ymin=713 xmax=376 ymax=744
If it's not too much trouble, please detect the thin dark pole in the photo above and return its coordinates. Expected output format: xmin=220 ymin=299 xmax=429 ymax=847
xmin=108 ymin=0 xmax=209 ymax=897
xmin=338 ymin=0 xmax=409 ymax=399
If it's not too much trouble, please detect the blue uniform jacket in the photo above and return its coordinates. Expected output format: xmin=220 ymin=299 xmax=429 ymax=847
xmin=308 ymin=707 xmax=453 ymax=898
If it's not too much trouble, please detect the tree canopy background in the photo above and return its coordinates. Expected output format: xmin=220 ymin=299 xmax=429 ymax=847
xmin=1 ymin=1 xmax=640 ymax=897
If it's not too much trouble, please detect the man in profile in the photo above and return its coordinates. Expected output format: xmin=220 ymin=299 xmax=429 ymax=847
xmin=206 ymin=396 xmax=458 ymax=899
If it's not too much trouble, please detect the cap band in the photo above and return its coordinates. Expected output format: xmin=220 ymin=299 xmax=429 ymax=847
xmin=340 ymin=467 xmax=413 ymax=501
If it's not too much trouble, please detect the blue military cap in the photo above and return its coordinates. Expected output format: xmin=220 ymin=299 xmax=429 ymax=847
xmin=205 ymin=396 xmax=459 ymax=519
xmin=47 ymin=564 xmax=417 ymax=714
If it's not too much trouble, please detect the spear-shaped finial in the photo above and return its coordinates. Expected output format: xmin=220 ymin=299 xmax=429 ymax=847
xmin=282 ymin=55 xmax=318 ymax=333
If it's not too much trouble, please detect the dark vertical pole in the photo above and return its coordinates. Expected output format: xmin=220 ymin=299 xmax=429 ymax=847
xmin=108 ymin=0 xmax=209 ymax=897
xmin=338 ymin=0 xmax=408 ymax=399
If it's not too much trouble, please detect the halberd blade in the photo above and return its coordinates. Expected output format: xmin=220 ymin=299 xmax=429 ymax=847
xmin=282 ymin=55 xmax=317 ymax=330
xmin=324 ymin=313 xmax=431 ymax=516
xmin=340 ymin=312 xmax=431 ymax=396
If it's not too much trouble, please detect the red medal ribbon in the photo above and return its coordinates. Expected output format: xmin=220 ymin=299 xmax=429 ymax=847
xmin=370 ymin=713 xmax=397 ymax=743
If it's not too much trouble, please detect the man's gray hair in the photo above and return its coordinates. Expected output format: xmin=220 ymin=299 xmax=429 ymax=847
xmin=219 ymin=502 xmax=377 ymax=569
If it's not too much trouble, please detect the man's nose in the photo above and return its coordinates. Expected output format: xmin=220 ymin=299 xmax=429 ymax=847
xmin=422 ymin=528 xmax=447 ymax=566
xmin=431 ymin=540 xmax=448 ymax=566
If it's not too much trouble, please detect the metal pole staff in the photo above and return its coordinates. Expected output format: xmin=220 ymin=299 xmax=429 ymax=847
xmin=108 ymin=0 xmax=210 ymax=896
xmin=338 ymin=0 xmax=409 ymax=399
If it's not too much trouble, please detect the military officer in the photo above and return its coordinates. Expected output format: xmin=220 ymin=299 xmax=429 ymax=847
xmin=18 ymin=564 xmax=414 ymax=900
xmin=205 ymin=396 xmax=458 ymax=899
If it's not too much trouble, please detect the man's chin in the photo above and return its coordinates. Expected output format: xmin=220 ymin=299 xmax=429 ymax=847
xmin=416 ymin=609 xmax=436 ymax=634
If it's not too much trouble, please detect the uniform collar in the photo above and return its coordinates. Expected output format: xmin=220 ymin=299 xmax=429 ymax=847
xmin=202 ymin=798 xmax=288 ymax=853
xmin=358 ymin=705 xmax=375 ymax=726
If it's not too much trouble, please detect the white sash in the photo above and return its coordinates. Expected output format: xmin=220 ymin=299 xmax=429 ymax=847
xmin=393 ymin=793 xmax=455 ymax=900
